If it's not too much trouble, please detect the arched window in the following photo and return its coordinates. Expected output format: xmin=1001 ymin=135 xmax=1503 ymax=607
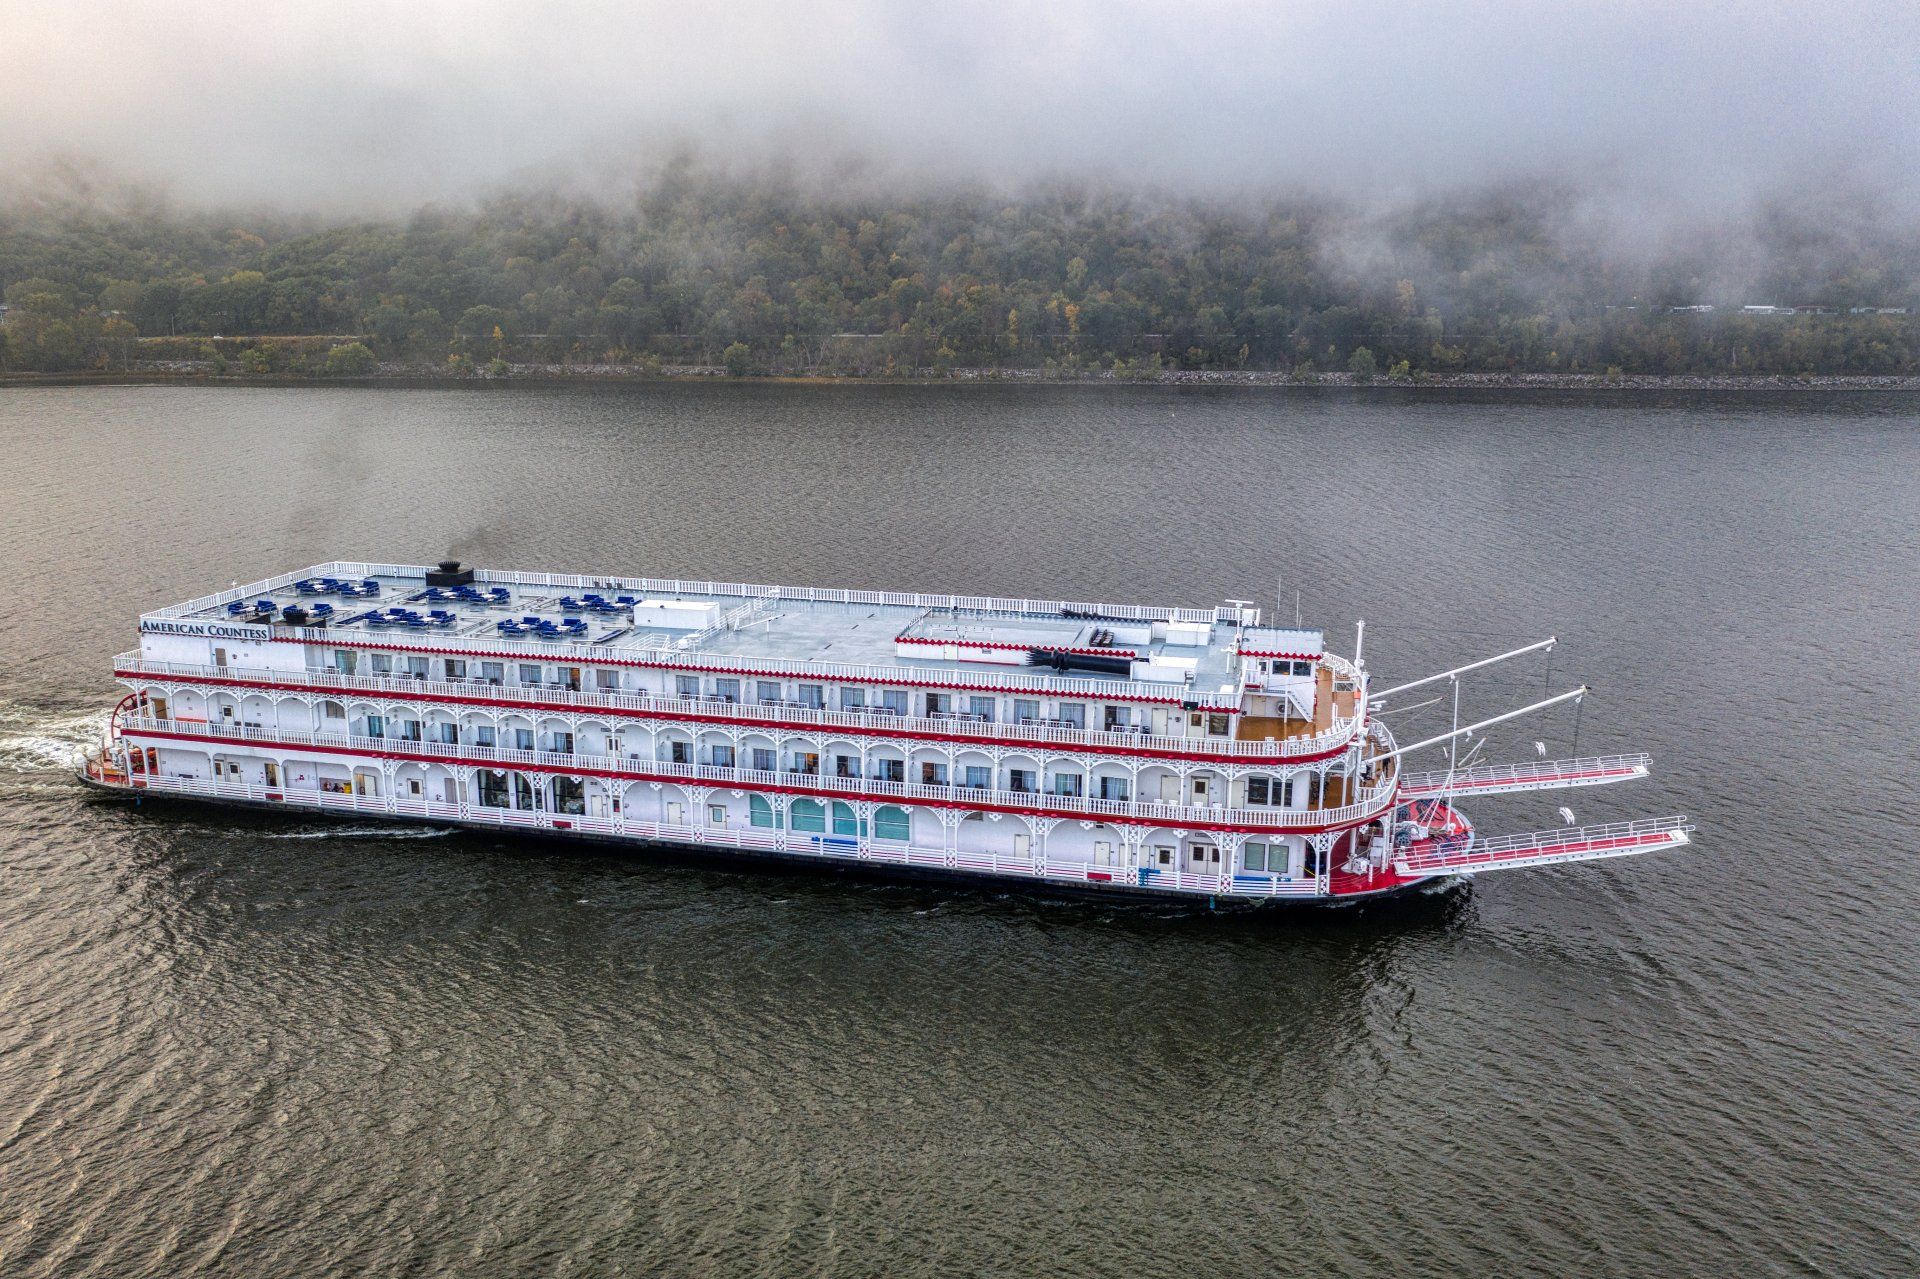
xmin=320 ymin=700 xmax=345 ymax=719
xmin=749 ymin=794 xmax=781 ymax=828
xmin=873 ymin=806 xmax=910 ymax=842
xmin=831 ymin=801 xmax=861 ymax=837
xmin=790 ymin=798 xmax=826 ymax=833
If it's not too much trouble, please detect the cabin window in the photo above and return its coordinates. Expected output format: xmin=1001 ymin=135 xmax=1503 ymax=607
xmin=408 ymin=778 xmax=422 ymax=797
xmin=1244 ymin=842 xmax=1269 ymax=872
xmin=438 ymin=723 xmax=459 ymax=745
xmin=708 ymin=805 xmax=726 ymax=827
xmin=333 ymin=650 xmax=357 ymax=675
xmin=872 ymin=758 xmax=904 ymax=783
xmin=834 ymin=753 xmax=858 ymax=778
xmin=1013 ymin=699 xmax=1038 ymax=724
xmin=475 ymin=726 xmax=497 ymax=747
xmin=840 ymin=687 xmax=867 ymax=711
xmin=366 ymin=714 xmax=384 ymax=738
xmin=1057 ymin=703 xmax=1085 ymax=729
xmin=444 ymin=658 xmax=467 ymax=679
xmin=920 ymin=762 xmax=948 ymax=785
xmin=967 ymin=696 xmax=995 ymax=722
xmin=880 ymin=690 xmax=908 ymax=715
xmin=1103 ymin=706 xmax=1131 ymax=731
xmin=749 ymin=794 xmax=781 ymax=828
xmin=1247 ymin=776 xmax=1271 ymax=805
xmin=830 ymin=801 xmax=861 ymax=837
xmin=926 ymin=692 xmax=952 ymax=716
xmin=515 ymin=728 xmax=535 ymax=751
xmin=1098 ymin=776 xmax=1130 ymax=801
xmin=595 ymin=668 xmax=618 ymax=690
xmin=751 ymin=748 xmax=776 ymax=772
xmin=797 ymin=684 xmax=824 ymax=709
xmin=668 ymin=740 xmax=690 ymax=764
xmin=710 ymin=744 xmax=735 ymax=768
xmin=790 ymin=798 xmax=826 ymax=832
xmin=1008 ymin=768 xmax=1036 ymax=793
xmin=320 ymin=700 xmax=345 ymax=719
xmin=1293 ymin=661 xmax=1313 ymax=677
xmin=403 ymin=656 xmax=428 ymax=678
xmin=714 ymin=678 xmax=740 ymax=702
xmin=756 ymin=680 xmax=781 ymax=703
xmin=1208 ymin=714 xmax=1230 ymax=735
xmin=676 ymin=674 xmax=700 ymax=697
xmin=519 ymin=664 xmax=542 ymax=686
xmin=873 ymin=806 xmax=910 ymax=842
xmin=1156 ymin=846 xmax=1174 ymax=865
xmin=963 ymin=765 xmax=991 ymax=789
xmin=370 ymin=653 xmax=393 ymax=674
xmin=1051 ymin=772 xmax=1082 ymax=797
xmin=790 ymin=751 xmax=819 ymax=775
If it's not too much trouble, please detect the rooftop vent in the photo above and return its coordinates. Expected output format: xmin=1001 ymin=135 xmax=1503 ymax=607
xmin=427 ymin=559 xmax=476 ymax=588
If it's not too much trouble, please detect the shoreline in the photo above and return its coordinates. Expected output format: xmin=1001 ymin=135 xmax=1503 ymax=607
xmin=6 ymin=364 xmax=1920 ymax=392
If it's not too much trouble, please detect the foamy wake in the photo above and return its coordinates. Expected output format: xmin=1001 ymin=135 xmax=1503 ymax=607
xmin=261 ymin=826 xmax=454 ymax=840
xmin=0 ymin=700 xmax=111 ymax=773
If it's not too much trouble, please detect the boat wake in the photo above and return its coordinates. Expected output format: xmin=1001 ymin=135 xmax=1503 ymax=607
xmin=261 ymin=826 xmax=455 ymax=840
xmin=0 ymin=700 xmax=110 ymax=773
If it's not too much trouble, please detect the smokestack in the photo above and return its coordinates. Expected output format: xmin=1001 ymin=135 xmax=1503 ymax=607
xmin=427 ymin=559 xmax=476 ymax=587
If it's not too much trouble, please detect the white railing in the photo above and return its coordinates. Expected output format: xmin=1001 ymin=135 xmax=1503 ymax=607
xmin=1399 ymin=816 xmax=1693 ymax=875
xmin=115 ymin=715 xmax=1399 ymax=832
xmin=1470 ymin=816 xmax=1693 ymax=857
xmin=148 ymin=560 xmax=1238 ymax=629
xmin=113 ymin=653 xmax=1367 ymax=761
xmin=135 ymin=616 xmax=1251 ymax=710
xmin=90 ymin=768 xmax=1324 ymax=900
xmin=1398 ymin=753 xmax=1652 ymax=797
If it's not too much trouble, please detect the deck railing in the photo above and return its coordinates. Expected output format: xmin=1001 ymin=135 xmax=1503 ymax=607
xmin=147 ymin=560 xmax=1241 ymax=628
xmin=115 ymin=714 xmax=1398 ymax=832
xmin=1397 ymin=753 xmax=1651 ymax=797
xmin=113 ymin=653 xmax=1368 ymax=761
xmin=88 ymin=768 xmax=1323 ymax=899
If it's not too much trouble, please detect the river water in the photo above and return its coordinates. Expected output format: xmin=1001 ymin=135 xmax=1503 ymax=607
xmin=0 ymin=382 xmax=1914 ymax=1277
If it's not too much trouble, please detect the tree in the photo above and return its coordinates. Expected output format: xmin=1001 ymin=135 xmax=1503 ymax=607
xmin=324 ymin=342 xmax=377 ymax=376
xmin=1348 ymin=346 xmax=1378 ymax=379
xmin=722 ymin=341 xmax=754 ymax=376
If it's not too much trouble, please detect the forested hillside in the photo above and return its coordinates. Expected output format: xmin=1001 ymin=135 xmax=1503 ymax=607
xmin=3 ymin=171 xmax=1916 ymax=377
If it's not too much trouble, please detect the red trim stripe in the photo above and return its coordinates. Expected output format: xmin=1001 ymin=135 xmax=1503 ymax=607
xmin=118 ymin=669 xmax=1355 ymax=764
xmin=121 ymin=726 xmax=1383 ymax=835
xmin=245 ymin=633 xmax=1225 ymax=709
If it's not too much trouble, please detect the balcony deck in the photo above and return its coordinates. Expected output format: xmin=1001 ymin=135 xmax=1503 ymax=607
xmin=1235 ymin=664 xmax=1352 ymax=742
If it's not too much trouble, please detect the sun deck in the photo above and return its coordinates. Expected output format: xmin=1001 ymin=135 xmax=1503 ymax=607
xmin=144 ymin=561 xmax=1329 ymax=712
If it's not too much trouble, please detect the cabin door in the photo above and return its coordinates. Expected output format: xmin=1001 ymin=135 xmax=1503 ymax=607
xmin=1184 ymin=841 xmax=1220 ymax=874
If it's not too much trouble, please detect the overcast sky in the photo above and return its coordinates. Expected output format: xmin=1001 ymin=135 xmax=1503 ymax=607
xmin=2 ymin=0 xmax=1916 ymax=211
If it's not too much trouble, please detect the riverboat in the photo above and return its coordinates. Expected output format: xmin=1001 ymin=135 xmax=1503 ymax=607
xmin=78 ymin=560 xmax=1692 ymax=903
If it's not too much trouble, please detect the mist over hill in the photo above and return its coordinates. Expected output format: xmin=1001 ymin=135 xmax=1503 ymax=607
xmin=2 ymin=0 xmax=1916 ymax=378
xmin=3 ymin=160 xmax=1917 ymax=378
